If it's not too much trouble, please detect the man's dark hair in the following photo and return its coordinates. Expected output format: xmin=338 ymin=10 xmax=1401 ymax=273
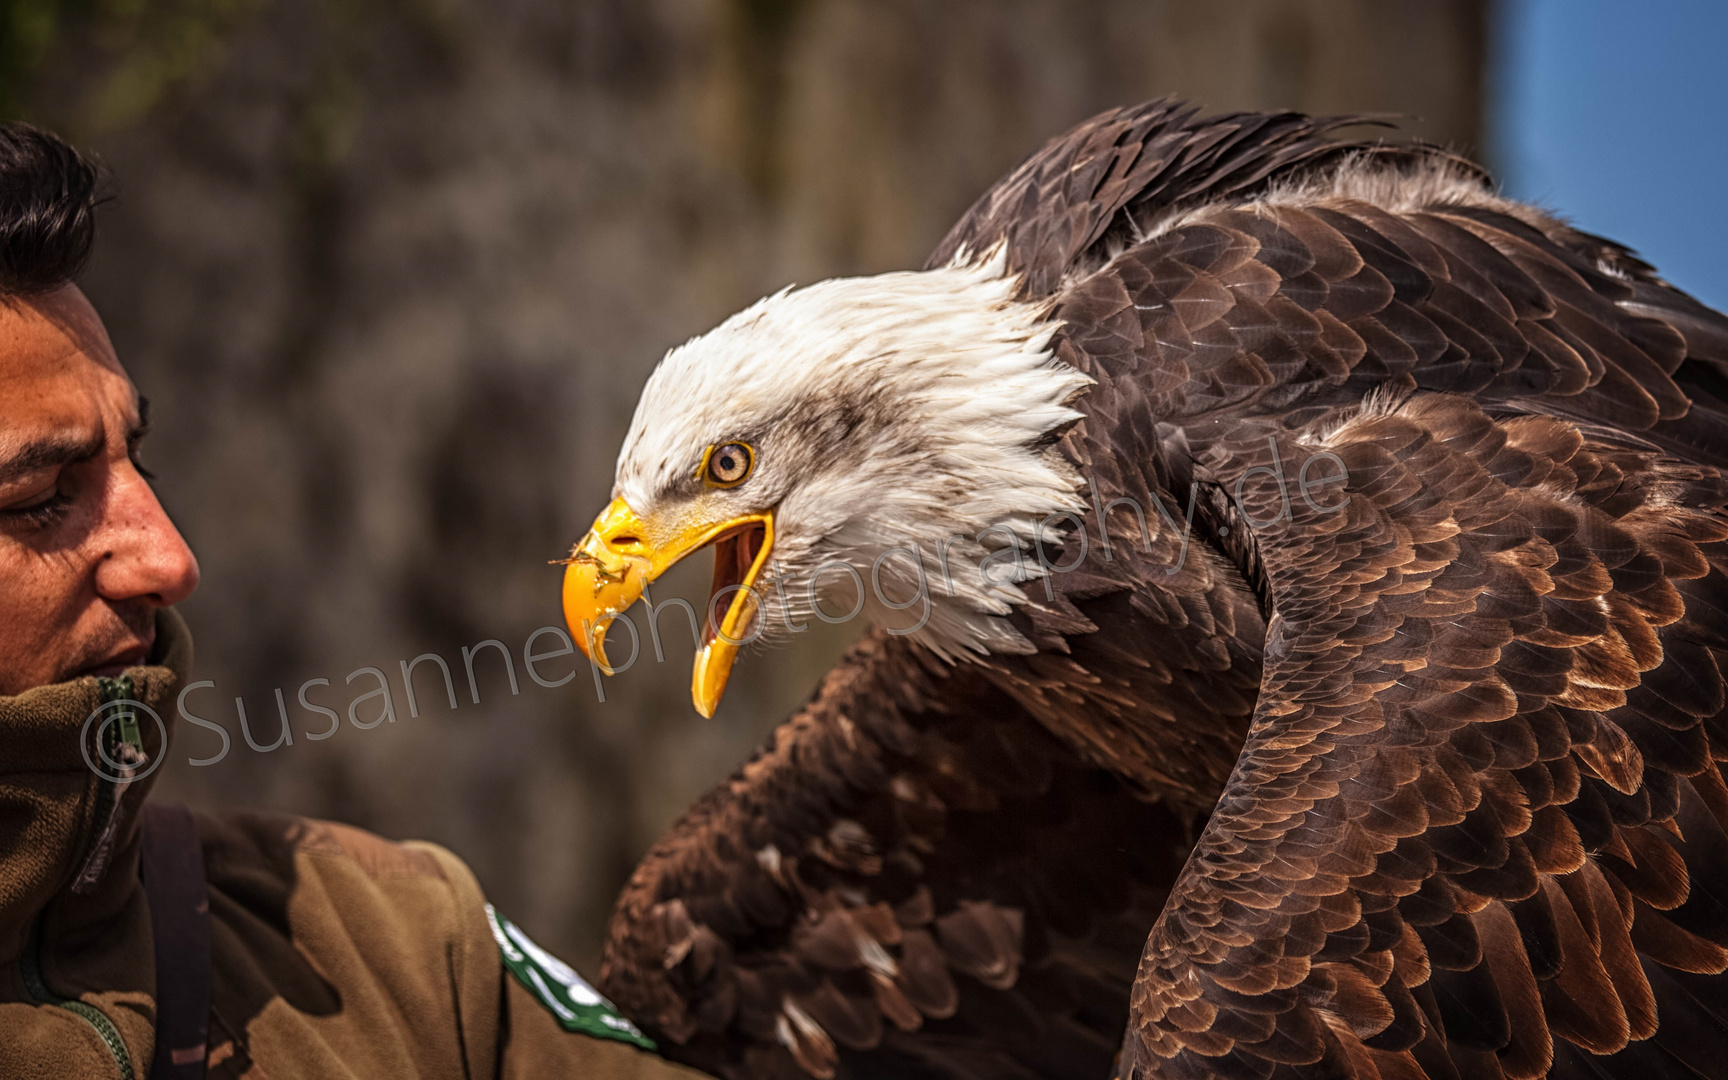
xmin=0 ymin=121 xmax=101 ymax=296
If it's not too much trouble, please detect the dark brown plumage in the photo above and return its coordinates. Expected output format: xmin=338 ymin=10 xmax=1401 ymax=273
xmin=603 ymin=640 xmax=1208 ymax=1079
xmin=600 ymin=99 xmax=1728 ymax=1080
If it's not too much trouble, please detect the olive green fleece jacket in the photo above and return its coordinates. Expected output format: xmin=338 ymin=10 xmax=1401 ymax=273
xmin=0 ymin=608 xmax=706 ymax=1080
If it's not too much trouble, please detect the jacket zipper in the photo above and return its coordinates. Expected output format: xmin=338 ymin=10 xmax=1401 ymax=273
xmin=18 ymin=675 xmax=141 ymax=1079
xmin=73 ymin=677 xmax=145 ymax=893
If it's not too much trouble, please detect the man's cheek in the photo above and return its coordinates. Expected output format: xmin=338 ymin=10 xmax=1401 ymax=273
xmin=0 ymin=555 xmax=82 ymax=692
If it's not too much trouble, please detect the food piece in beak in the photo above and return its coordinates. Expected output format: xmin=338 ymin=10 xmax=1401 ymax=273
xmin=561 ymin=498 xmax=656 ymax=671
xmin=561 ymin=497 xmax=774 ymax=717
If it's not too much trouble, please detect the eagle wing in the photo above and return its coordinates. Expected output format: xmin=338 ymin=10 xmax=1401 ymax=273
xmin=1024 ymin=112 xmax=1728 ymax=1078
xmin=925 ymin=97 xmax=1408 ymax=298
xmin=1120 ymin=394 xmax=1728 ymax=1080
xmin=600 ymin=631 xmax=1204 ymax=1080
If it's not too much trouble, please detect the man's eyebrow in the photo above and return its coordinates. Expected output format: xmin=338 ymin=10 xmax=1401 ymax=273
xmin=0 ymin=430 xmax=106 ymax=487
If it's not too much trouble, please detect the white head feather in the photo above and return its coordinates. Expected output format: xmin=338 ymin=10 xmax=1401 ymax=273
xmin=613 ymin=250 xmax=1092 ymax=659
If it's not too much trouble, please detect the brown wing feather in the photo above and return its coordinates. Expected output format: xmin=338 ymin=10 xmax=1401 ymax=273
xmin=923 ymin=98 xmax=1418 ymax=298
xmin=1114 ymin=399 xmax=1728 ymax=1080
xmin=600 ymin=632 xmax=1205 ymax=1080
xmin=1057 ymin=197 xmax=1728 ymax=470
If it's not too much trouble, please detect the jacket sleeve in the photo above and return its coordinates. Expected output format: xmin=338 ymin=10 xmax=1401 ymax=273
xmin=497 ymin=976 xmax=713 ymax=1080
xmin=409 ymin=840 xmax=712 ymax=1080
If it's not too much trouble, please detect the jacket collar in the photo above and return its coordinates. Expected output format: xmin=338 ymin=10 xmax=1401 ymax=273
xmin=0 ymin=608 xmax=192 ymax=965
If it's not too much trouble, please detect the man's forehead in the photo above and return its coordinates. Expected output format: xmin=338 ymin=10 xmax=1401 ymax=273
xmin=0 ymin=288 xmax=135 ymax=448
xmin=0 ymin=286 xmax=119 ymax=367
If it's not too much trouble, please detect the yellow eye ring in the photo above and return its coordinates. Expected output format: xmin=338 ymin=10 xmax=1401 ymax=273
xmin=701 ymin=442 xmax=755 ymax=488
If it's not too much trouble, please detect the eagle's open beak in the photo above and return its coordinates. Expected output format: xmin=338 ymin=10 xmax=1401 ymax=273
xmin=561 ymin=497 xmax=774 ymax=717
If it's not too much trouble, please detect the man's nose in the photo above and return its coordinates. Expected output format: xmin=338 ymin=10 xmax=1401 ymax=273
xmin=92 ymin=467 xmax=201 ymax=607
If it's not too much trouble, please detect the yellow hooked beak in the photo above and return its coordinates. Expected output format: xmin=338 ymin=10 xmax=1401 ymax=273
xmin=561 ymin=497 xmax=774 ymax=717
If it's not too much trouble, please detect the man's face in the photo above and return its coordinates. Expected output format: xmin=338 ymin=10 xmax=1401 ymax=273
xmin=0 ymin=286 xmax=199 ymax=695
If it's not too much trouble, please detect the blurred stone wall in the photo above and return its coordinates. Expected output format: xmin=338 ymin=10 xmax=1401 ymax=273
xmin=10 ymin=0 xmax=1486 ymax=966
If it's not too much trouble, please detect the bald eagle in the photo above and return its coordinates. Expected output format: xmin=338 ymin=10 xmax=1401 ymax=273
xmin=565 ymin=100 xmax=1728 ymax=1080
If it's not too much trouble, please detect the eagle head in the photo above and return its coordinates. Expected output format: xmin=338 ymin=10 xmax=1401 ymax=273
xmin=561 ymin=252 xmax=1093 ymax=716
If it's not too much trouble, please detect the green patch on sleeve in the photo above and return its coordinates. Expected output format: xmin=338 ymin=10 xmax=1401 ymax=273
xmin=486 ymin=904 xmax=656 ymax=1051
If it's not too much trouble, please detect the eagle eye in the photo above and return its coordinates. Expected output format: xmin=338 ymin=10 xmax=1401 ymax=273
xmin=704 ymin=442 xmax=754 ymax=488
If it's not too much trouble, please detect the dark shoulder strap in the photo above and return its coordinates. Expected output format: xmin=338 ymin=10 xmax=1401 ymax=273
xmin=140 ymin=803 xmax=210 ymax=1080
